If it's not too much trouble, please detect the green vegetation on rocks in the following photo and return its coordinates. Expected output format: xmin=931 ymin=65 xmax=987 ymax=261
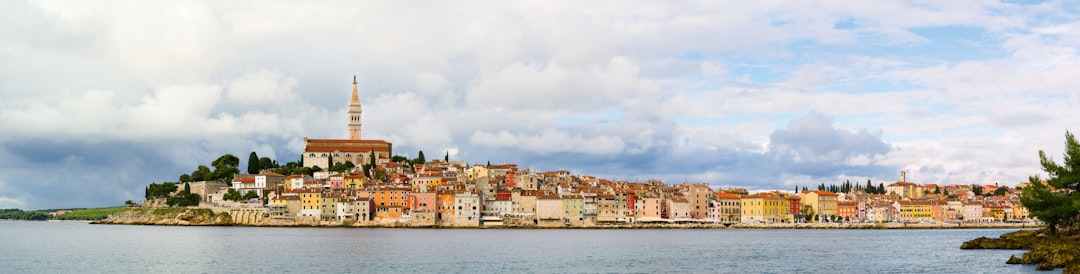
xmin=962 ymin=229 xmax=1080 ymax=272
xmin=964 ymin=131 xmax=1080 ymax=272
xmin=94 ymin=207 xmax=232 ymax=226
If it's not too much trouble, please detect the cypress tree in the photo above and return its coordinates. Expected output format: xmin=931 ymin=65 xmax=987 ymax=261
xmin=247 ymin=151 xmax=260 ymax=174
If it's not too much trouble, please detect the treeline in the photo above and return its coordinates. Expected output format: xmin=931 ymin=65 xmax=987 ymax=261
xmin=1 ymin=207 xmax=127 ymax=221
xmin=0 ymin=209 xmax=50 ymax=220
xmin=177 ymin=154 xmax=241 ymax=183
xmin=798 ymin=180 xmax=887 ymax=194
xmin=145 ymin=182 xmax=199 ymax=207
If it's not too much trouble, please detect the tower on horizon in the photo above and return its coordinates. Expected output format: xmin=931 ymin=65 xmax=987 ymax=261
xmin=301 ymin=75 xmax=391 ymax=170
xmin=347 ymin=75 xmax=362 ymax=140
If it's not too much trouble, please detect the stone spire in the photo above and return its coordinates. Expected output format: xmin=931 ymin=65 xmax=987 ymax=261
xmin=347 ymin=75 xmax=362 ymax=140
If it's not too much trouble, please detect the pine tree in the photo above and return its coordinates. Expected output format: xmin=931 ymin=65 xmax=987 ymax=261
xmin=1021 ymin=131 xmax=1080 ymax=235
xmin=445 ymin=151 xmax=449 ymax=162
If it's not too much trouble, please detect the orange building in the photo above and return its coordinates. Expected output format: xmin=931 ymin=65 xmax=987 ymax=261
xmin=837 ymin=201 xmax=858 ymax=222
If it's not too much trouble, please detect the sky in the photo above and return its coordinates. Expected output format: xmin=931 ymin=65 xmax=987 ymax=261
xmin=3 ymin=0 xmax=1080 ymax=210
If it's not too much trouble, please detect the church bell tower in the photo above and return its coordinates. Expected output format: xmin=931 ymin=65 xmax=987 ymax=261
xmin=347 ymin=75 xmax=362 ymax=140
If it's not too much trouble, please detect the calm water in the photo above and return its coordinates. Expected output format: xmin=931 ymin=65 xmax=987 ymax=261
xmin=0 ymin=221 xmax=1050 ymax=273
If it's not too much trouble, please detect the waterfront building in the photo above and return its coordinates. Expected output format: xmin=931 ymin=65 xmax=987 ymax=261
xmin=896 ymin=200 xmax=934 ymax=222
xmin=709 ymin=191 xmax=741 ymax=224
xmin=667 ymin=197 xmax=692 ymax=220
xmin=320 ymin=194 xmax=340 ymax=221
xmin=962 ymin=201 xmax=983 ymax=222
xmin=596 ymin=194 xmax=620 ymax=223
xmin=453 ymin=191 xmax=481 ymax=226
xmin=635 ymin=195 xmax=662 ymax=222
xmin=562 ymin=193 xmax=585 ymax=225
xmin=536 ymin=192 xmax=563 ymax=226
xmin=799 ymin=190 xmax=839 ymax=222
xmin=686 ymin=183 xmax=713 ymax=219
xmin=837 ymin=201 xmax=858 ymax=222
xmin=299 ymin=189 xmax=323 ymax=218
xmin=741 ymin=193 xmax=791 ymax=223
xmin=436 ymin=191 xmax=456 ymax=225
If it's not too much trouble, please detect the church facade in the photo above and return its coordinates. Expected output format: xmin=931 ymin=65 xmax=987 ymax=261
xmin=303 ymin=76 xmax=393 ymax=169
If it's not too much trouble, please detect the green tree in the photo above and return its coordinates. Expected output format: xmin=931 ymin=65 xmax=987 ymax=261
xmin=190 ymin=165 xmax=210 ymax=182
xmin=210 ymin=154 xmax=240 ymax=182
xmin=247 ymin=151 xmax=260 ymax=174
xmin=146 ymin=182 xmax=178 ymax=198
xmin=391 ymin=155 xmax=409 ymax=163
xmin=1022 ymin=131 xmax=1080 ymax=235
xmin=179 ymin=174 xmax=191 ymax=183
xmin=213 ymin=154 xmax=240 ymax=169
xmin=994 ymin=187 xmax=1009 ymax=196
xmin=444 ymin=151 xmax=449 ymax=162
xmin=223 ymin=189 xmax=241 ymax=201
xmin=370 ymin=150 xmax=377 ymax=167
xmin=800 ymin=206 xmax=815 ymax=222
xmin=242 ymin=191 xmax=259 ymax=201
xmin=259 ymin=157 xmax=276 ymax=170
xmin=416 ymin=150 xmax=426 ymax=164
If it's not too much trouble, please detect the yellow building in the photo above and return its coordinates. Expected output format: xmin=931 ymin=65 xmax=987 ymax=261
xmin=344 ymin=174 xmax=368 ymax=190
xmin=299 ymin=189 xmax=323 ymax=218
xmin=740 ymin=193 xmax=791 ymax=223
xmin=799 ymin=190 xmax=838 ymax=222
xmin=897 ymin=200 xmax=934 ymax=222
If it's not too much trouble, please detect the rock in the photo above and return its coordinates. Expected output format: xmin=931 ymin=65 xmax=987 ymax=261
xmin=1007 ymin=255 xmax=1022 ymax=264
xmin=1037 ymin=262 xmax=1055 ymax=271
xmin=1064 ymin=262 xmax=1080 ymax=274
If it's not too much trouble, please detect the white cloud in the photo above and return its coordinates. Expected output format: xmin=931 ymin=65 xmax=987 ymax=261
xmin=2 ymin=1 xmax=1078 ymax=208
xmin=226 ymin=69 xmax=298 ymax=105
xmin=470 ymin=130 xmax=626 ymax=155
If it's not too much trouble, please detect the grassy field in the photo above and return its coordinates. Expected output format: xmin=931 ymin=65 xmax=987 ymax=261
xmin=55 ymin=206 xmax=129 ymax=220
xmin=3 ymin=207 xmax=129 ymax=221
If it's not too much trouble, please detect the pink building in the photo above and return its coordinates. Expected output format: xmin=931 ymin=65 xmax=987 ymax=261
xmin=411 ymin=192 xmax=438 ymax=213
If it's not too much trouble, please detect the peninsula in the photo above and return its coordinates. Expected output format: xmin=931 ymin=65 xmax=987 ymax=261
xmin=98 ymin=77 xmax=1039 ymax=229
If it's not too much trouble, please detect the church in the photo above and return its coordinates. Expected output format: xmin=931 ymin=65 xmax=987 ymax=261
xmin=302 ymin=76 xmax=393 ymax=169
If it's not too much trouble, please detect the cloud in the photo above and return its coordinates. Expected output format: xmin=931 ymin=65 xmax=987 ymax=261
xmin=470 ymin=130 xmax=627 ymax=155
xmin=2 ymin=1 xmax=1078 ymax=208
xmin=766 ymin=112 xmax=895 ymax=184
xmin=226 ymin=69 xmax=298 ymax=105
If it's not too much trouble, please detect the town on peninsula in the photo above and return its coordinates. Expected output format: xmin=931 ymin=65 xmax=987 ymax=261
xmin=98 ymin=77 xmax=1039 ymax=229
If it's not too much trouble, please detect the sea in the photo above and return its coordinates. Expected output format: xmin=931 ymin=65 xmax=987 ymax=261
xmin=0 ymin=221 xmax=1052 ymax=273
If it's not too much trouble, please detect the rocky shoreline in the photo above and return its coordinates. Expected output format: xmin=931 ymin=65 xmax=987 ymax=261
xmin=961 ymin=229 xmax=1080 ymax=272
